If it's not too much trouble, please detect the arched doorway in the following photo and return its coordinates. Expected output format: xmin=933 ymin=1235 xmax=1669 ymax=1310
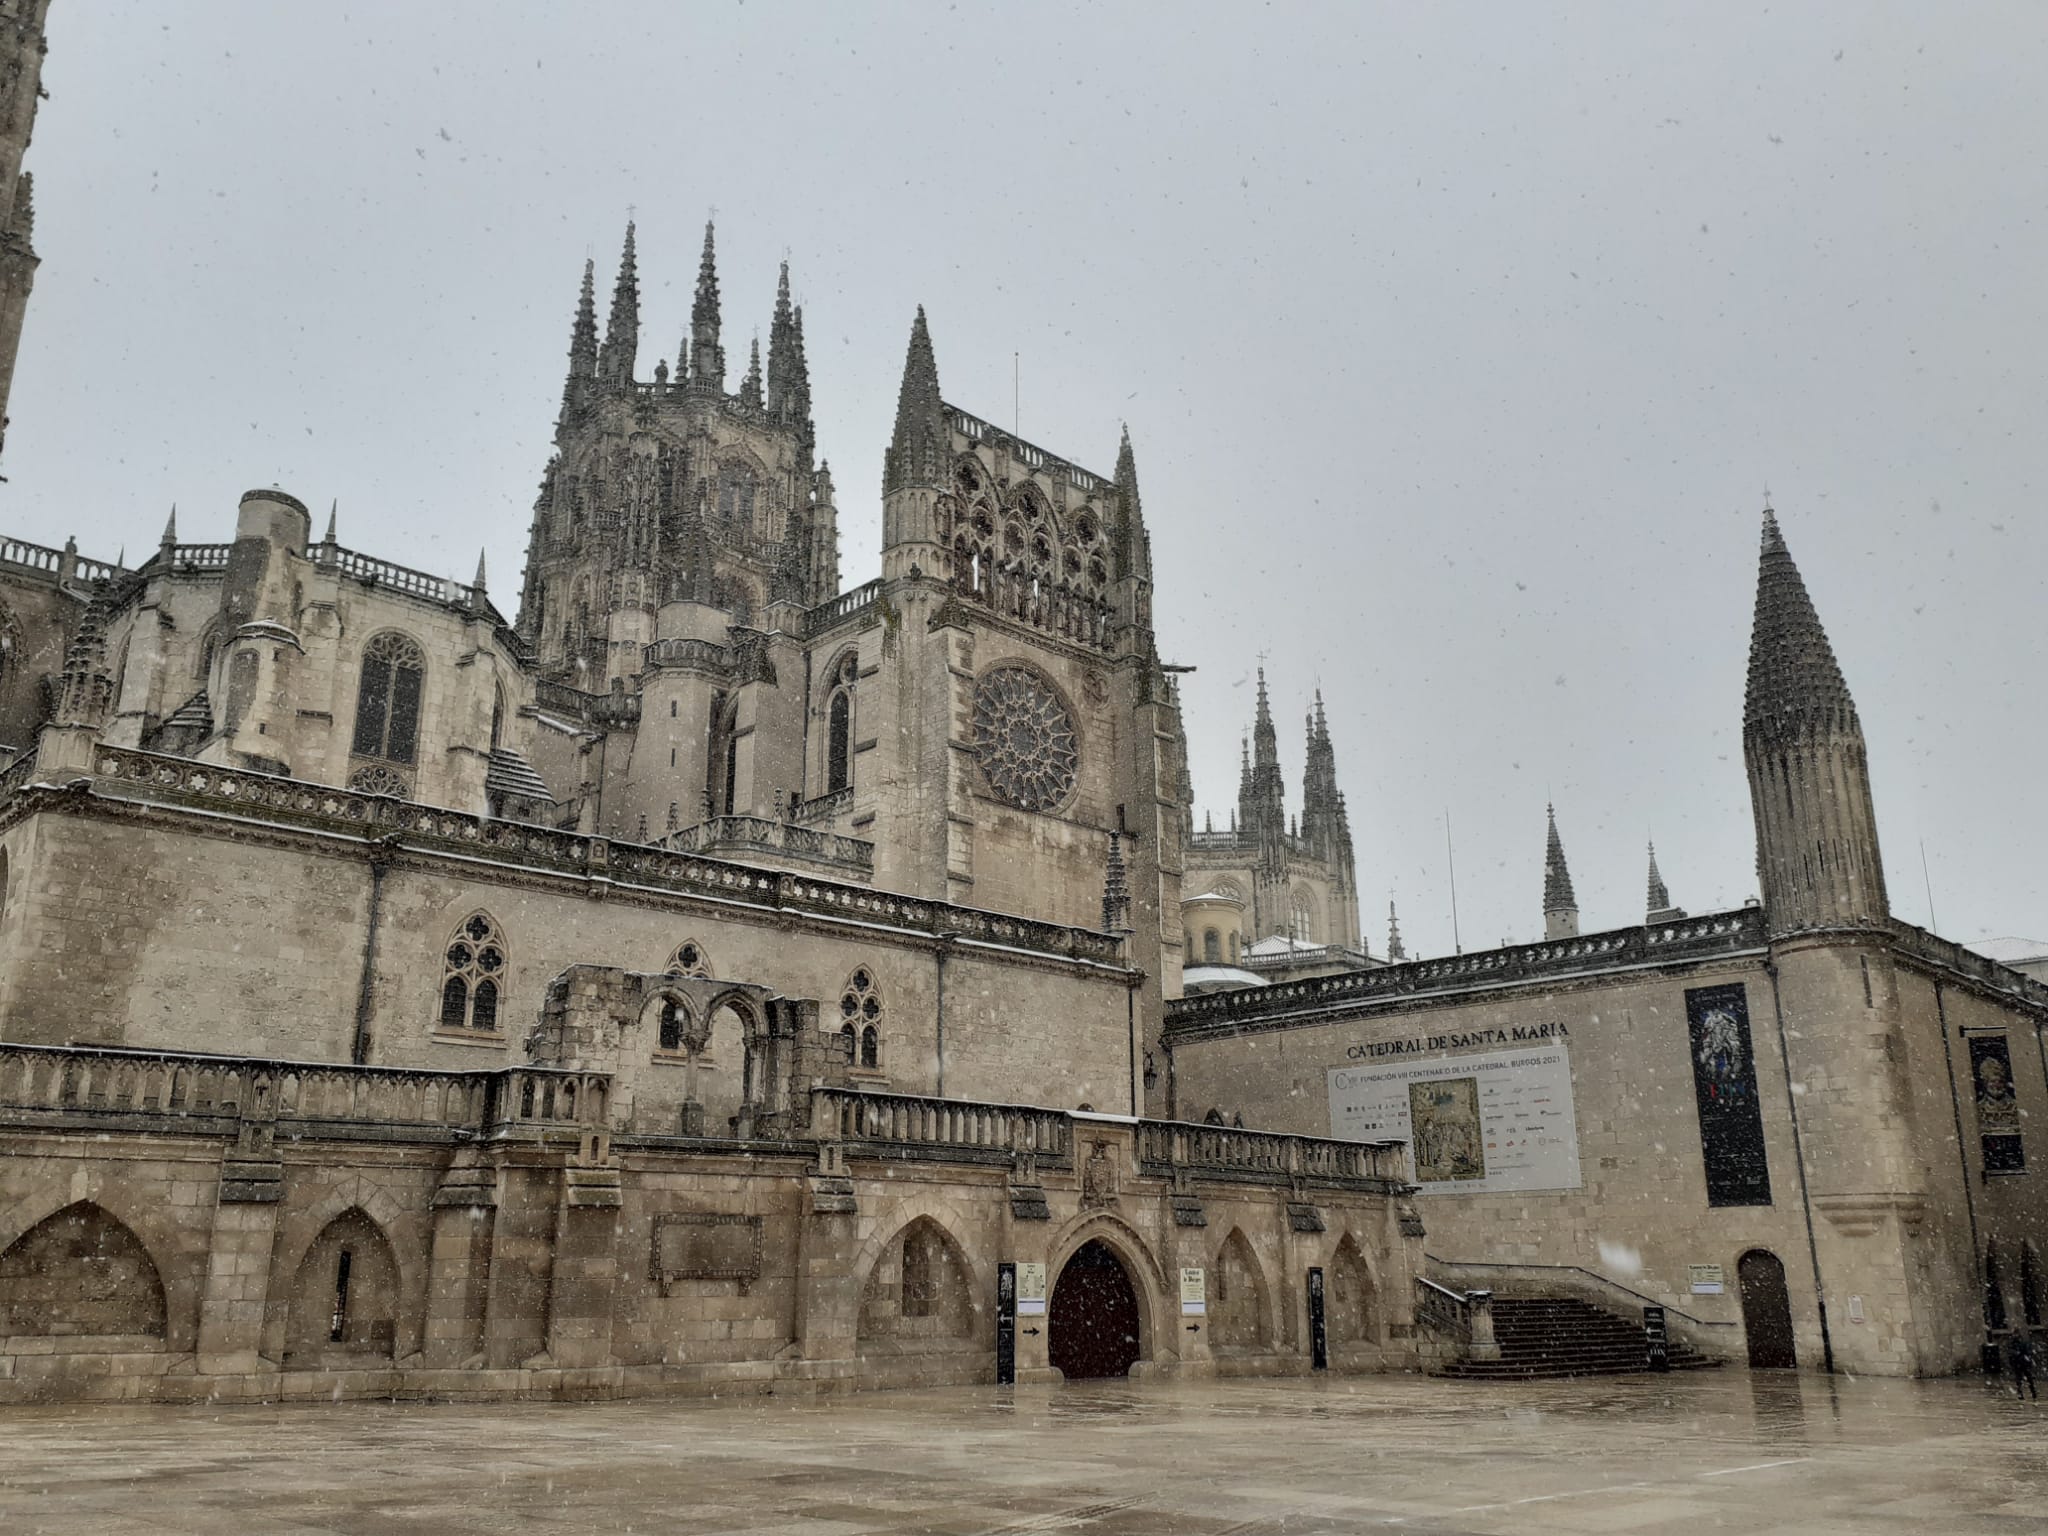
xmin=1049 ymin=1239 xmax=1141 ymax=1379
xmin=1737 ymin=1249 xmax=1796 ymax=1369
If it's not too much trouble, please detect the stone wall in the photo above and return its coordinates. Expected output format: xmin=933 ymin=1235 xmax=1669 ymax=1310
xmin=0 ymin=1047 xmax=1421 ymax=1403
xmin=1165 ymin=913 xmax=2048 ymax=1378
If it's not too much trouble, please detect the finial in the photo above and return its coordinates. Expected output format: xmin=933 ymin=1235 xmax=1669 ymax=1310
xmin=159 ymin=505 xmax=177 ymax=546
xmin=324 ymin=500 xmax=337 ymax=544
xmin=472 ymin=548 xmax=488 ymax=591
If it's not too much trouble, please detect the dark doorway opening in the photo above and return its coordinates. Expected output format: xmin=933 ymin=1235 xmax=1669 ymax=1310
xmin=1049 ymin=1239 xmax=1141 ymax=1379
xmin=1738 ymin=1248 xmax=1796 ymax=1369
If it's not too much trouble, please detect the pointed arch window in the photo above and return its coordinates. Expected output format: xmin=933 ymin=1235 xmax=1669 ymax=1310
xmin=840 ymin=966 xmax=883 ymax=1070
xmin=825 ymin=651 xmax=857 ymax=795
xmin=656 ymin=995 xmax=695 ymax=1053
xmin=439 ymin=911 xmax=506 ymax=1033
xmin=351 ymin=632 xmax=425 ymax=766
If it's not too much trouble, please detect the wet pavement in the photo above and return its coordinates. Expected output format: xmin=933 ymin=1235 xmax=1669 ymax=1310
xmin=0 ymin=1370 xmax=2041 ymax=1533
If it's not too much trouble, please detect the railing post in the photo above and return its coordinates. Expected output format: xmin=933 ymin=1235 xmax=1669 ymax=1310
xmin=1465 ymin=1289 xmax=1500 ymax=1362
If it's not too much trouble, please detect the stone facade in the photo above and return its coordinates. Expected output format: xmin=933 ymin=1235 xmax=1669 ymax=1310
xmin=1167 ymin=513 xmax=2048 ymax=1378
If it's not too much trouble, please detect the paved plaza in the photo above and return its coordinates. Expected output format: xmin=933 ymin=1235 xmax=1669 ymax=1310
xmin=0 ymin=1371 xmax=2041 ymax=1534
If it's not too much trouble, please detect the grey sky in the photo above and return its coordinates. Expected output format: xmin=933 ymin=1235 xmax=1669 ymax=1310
xmin=10 ymin=2 xmax=2045 ymax=955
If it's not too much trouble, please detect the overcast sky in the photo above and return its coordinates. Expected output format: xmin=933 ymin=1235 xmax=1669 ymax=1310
xmin=10 ymin=3 xmax=2046 ymax=955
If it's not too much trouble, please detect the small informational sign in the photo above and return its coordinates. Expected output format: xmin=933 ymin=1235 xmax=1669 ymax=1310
xmin=1016 ymin=1262 xmax=1047 ymax=1317
xmin=1643 ymin=1305 xmax=1669 ymax=1372
xmin=1180 ymin=1267 xmax=1206 ymax=1316
xmin=1847 ymin=1294 xmax=1865 ymax=1324
xmin=1688 ymin=1264 xmax=1726 ymax=1296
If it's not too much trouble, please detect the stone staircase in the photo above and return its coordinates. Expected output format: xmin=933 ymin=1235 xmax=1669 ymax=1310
xmin=1437 ymin=1295 xmax=1720 ymax=1380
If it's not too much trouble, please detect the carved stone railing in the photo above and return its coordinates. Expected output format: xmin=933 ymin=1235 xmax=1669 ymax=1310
xmin=811 ymin=1087 xmax=1072 ymax=1167
xmin=662 ymin=814 xmax=875 ymax=878
xmin=788 ymin=785 xmax=852 ymax=826
xmin=61 ymin=745 xmax=1127 ymax=970
xmin=0 ymin=535 xmax=127 ymax=587
xmin=1242 ymin=943 xmax=1377 ymax=975
xmin=533 ymin=677 xmax=641 ymax=728
xmin=1134 ymin=1119 xmax=1407 ymax=1189
xmin=642 ymin=637 xmax=735 ymax=674
xmin=945 ymin=406 xmax=1109 ymax=494
xmin=1887 ymin=919 xmax=2048 ymax=1011
xmin=331 ymin=545 xmax=484 ymax=611
xmin=164 ymin=542 xmax=232 ymax=572
xmin=1167 ymin=909 xmax=1770 ymax=1035
xmin=805 ymin=578 xmax=883 ymax=636
xmin=0 ymin=746 xmax=38 ymax=802
xmin=0 ymin=1043 xmax=609 ymax=1141
xmin=1414 ymin=1276 xmax=1500 ymax=1362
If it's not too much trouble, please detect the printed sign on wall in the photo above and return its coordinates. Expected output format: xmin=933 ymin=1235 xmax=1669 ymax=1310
xmin=1969 ymin=1034 xmax=2025 ymax=1174
xmin=1685 ymin=983 xmax=1772 ymax=1207
xmin=1180 ymin=1267 xmax=1207 ymax=1316
xmin=1327 ymin=1044 xmax=1582 ymax=1194
xmin=1016 ymin=1262 xmax=1047 ymax=1316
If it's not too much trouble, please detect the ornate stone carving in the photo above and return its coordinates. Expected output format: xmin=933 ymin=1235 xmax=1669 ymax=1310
xmin=1079 ymin=1139 xmax=1119 ymax=1209
xmin=971 ymin=665 xmax=1078 ymax=812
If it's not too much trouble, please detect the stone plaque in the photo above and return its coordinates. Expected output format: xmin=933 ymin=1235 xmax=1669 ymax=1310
xmin=650 ymin=1213 xmax=762 ymax=1295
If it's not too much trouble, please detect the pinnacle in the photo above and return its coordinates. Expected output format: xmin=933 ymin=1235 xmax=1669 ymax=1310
xmin=324 ymin=500 xmax=338 ymax=543
xmin=1543 ymin=804 xmax=1578 ymax=914
xmin=883 ymin=305 xmax=946 ymax=496
xmin=160 ymin=505 xmax=177 ymax=544
xmin=472 ymin=549 xmax=488 ymax=590
xmin=1744 ymin=505 xmax=1858 ymax=744
xmin=693 ymin=219 xmax=720 ymax=324
xmin=1646 ymin=838 xmax=1670 ymax=913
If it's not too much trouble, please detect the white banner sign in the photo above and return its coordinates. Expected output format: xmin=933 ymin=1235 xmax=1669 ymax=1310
xmin=1327 ymin=1044 xmax=1582 ymax=1195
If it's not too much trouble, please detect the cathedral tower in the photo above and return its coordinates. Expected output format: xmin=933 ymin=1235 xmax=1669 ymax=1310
xmin=1742 ymin=507 xmax=1889 ymax=935
xmin=0 ymin=1 xmax=49 ymax=466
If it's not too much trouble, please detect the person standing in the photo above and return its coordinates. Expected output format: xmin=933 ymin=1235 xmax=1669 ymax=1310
xmin=2008 ymin=1329 xmax=2038 ymax=1400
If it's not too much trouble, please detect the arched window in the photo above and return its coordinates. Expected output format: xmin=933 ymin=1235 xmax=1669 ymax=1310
xmin=350 ymin=632 xmax=425 ymax=766
xmin=717 ymin=463 xmax=757 ymax=529
xmin=825 ymin=651 xmax=856 ymax=795
xmin=1289 ymin=888 xmax=1317 ymax=943
xmin=657 ymin=996 xmax=694 ymax=1053
xmin=840 ymin=966 xmax=883 ymax=1070
xmin=666 ymin=939 xmax=711 ymax=978
xmin=439 ymin=911 xmax=506 ymax=1033
xmin=1203 ymin=929 xmax=1221 ymax=964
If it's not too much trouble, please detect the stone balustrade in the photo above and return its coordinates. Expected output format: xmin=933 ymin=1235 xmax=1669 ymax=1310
xmin=1135 ymin=1119 xmax=1407 ymax=1189
xmin=1414 ymin=1275 xmax=1500 ymax=1361
xmin=805 ymin=578 xmax=882 ymax=636
xmin=811 ymin=1087 xmax=1072 ymax=1166
xmin=39 ymin=745 xmax=1126 ymax=970
xmin=1167 ymin=909 xmax=1771 ymax=1033
xmin=0 ymin=1043 xmax=606 ymax=1140
xmin=662 ymin=813 xmax=875 ymax=877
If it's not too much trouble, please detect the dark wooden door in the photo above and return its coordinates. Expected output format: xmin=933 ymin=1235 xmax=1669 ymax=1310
xmin=1049 ymin=1240 xmax=1141 ymax=1379
xmin=1738 ymin=1249 xmax=1797 ymax=1369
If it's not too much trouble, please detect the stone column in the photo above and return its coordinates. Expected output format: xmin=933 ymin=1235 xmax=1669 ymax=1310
xmin=194 ymin=1090 xmax=284 ymax=1375
xmin=421 ymin=1152 xmax=497 ymax=1369
xmin=792 ymin=1145 xmax=861 ymax=1374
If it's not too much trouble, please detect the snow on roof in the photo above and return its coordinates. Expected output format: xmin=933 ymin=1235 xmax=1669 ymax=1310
xmin=1181 ymin=965 xmax=1267 ymax=990
xmin=1968 ymin=936 xmax=2048 ymax=965
xmin=1244 ymin=934 xmax=1320 ymax=956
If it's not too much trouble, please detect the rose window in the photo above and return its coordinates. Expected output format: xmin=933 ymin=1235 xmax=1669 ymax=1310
xmin=971 ymin=667 xmax=1079 ymax=812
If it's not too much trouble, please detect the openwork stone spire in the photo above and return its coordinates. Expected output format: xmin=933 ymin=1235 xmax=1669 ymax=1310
xmin=689 ymin=219 xmax=724 ymax=387
xmin=1387 ymin=898 xmax=1407 ymax=962
xmin=1741 ymin=506 xmax=1889 ymax=932
xmin=1543 ymin=804 xmax=1579 ymax=939
xmin=740 ymin=335 xmax=763 ymax=408
xmin=767 ymin=260 xmax=795 ymax=414
xmin=597 ymin=223 xmax=638 ymax=385
xmin=1113 ymin=425 xmax=1150 ymax=582
xmin=882 ymin=306 xmax=946 ymax=496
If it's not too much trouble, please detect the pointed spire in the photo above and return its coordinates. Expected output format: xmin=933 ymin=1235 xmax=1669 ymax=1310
xmin=1102 ymin=829 xmax=1132 ymax=934
xmin=1745 ymin=506 xmax=1859 ymax=745
xmin=597 ymin=223 xmax=639 ymax=384
xmin=1646 ymin=840 xmax=1669 ymax=913
xmin=690 ymin=219 xmax=724 ymax=387
xmin=1252 ymin=667 xmax=1276 ymax=765
xmin=53 ymin=577 xmax=117 ymax=729
xmin=767 ymin=260 xmax=795 ymax=414
xmin=566 ymin=257 xmax=598 ymax=383
xmin=740 ymin=334 xmax=763 ymax=408
xmin=159 ymin=505 xmax=177 ymax=548
xmin=1387 ymin=899 xmax=1407 ymax=962
xmin=1112 ymin=424 xmax=1151 ymax=583
xmin=1543 ymin=804 xmax=1579 ymax=939
xmin=788 ymin=303 xmax=813 ymax=442
xmin=1742 ymin=503 xmax=1889 ymax=932
xmin=472 ymin=549 xmax=488 ymax=591
xmin=883 ymin=306 xmax=947 ymax=496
